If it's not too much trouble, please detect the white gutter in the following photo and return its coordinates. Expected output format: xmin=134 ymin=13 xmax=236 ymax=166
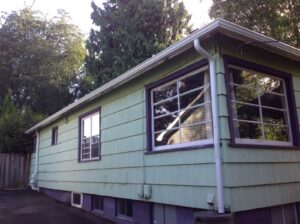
xmin=194 ymin=39 xmax=224 ymax=213
xmin=30 ymin=131 xmax=40 ymax=191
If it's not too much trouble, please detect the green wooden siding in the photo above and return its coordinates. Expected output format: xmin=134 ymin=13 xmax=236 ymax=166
xmin=30 ymin=35 xmax=300 ymax=212
xmin=31 ymin=49 xmax=219 ymax=210
xmin=218 ymin=35 xmax=300 ymax=212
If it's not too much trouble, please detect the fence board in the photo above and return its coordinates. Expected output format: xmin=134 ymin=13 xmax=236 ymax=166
xmin=0 ymin=153 xmax=31 ymax=190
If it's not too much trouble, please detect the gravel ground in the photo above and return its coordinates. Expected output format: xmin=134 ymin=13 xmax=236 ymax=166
xmin=0 ymin=190 xmax=114 ymax=224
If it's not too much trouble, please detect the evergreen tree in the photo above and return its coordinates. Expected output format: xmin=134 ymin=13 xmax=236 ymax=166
xmin=209 ymin=0 xmax=300 ymax=48
xmin=86 ymin=0 xmax=192 ymax=86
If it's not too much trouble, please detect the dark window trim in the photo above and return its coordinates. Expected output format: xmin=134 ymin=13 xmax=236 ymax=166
xmin=145 ymin=59 xmax=209 ymax=152
xmin=51 ymin=126 xmax=58 ymax=146
xmin=116 ymin=198 xmax=134 ymax=221
xmin=78 ymin=108 xmax=101 ymax=162
xmin=223 ymin=55 xmax=300 ymax=147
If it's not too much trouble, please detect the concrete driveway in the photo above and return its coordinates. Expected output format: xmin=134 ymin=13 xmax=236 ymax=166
xmin=0 ymin=190 xmax=114 ymax=224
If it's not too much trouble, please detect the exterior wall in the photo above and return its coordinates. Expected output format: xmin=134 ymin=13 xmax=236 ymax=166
xmin=33 ymin=47 xmax=219 ymax=211
xmin=40 ymin=187 xmax=195 ymax=224
xmin=40 ymin=187 xmax=71 ymax=204
xmin=30 ymin=34 xmax=300 ymax=215
xmin=217 ymin=35 xmax=300 ymax=212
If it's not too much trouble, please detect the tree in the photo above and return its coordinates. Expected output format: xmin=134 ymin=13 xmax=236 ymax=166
xmin=0 ymin=94 xmax=43 ymax=153
xmin=209 ymin=0 xmax=300 ymax=48
xmin=0 ymin=8 xmax=89 ymax=116
xmin=86 ymin=0 xmax=192 ymax=86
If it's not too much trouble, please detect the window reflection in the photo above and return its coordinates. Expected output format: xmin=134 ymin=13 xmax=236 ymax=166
xmin=151 ymin=67 xmax=212 ymax=149
xmin=230 ymin=66 xmax=291 ymax=144
xmin=81 ymin=111 xmax=100 ymax=160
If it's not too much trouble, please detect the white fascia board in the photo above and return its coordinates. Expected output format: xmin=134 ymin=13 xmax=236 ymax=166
xmin=25 ymin=19 xmax=300 ymax=134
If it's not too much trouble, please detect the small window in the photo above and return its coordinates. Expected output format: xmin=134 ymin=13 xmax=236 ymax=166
xmin=229 ymin=65 xmax=292 ymax=146
xmin=51 ymin=127 xmax=58 ymax=145
xmin=93 ymin=195 xmax=104 ymax=213
xmin=117 ymin=199 xmax=133 ymax=219
xmin=79 ymin=110 xmax=100 ymax=161
xmin=71 ymin=192 xmax=82 ymax=208
xmin=147 ymin=64 xmax=213 ymax=151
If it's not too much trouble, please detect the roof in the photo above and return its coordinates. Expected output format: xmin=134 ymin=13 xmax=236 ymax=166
xmin=25 ymin=19 xmax=300 ymax=134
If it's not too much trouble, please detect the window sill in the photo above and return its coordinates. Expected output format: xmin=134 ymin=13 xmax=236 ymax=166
xmin=78 ymin=157 xmax=101 ymax=163
xmin=228 ymin=143 xmax=300 ymax=150
xmin=92 ymin=209 xmax=104 ymax=215
xmin=145 ymin=143 xmax=214 ymax=154
xmin=117 ymin=214 xmax=133 ymax=222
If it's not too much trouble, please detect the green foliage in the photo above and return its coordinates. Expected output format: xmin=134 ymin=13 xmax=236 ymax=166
xmin=0 ymin=8 xmax=90 ymax=115
xmin=0 ymin=94 xmax=43 ymax=153
xmin=86 ymin=0 xmax=192 ymax=86
xmin=209 ymin=0 xmax=300 ymax=47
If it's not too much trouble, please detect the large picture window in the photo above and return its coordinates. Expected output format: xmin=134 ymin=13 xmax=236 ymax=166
xmin=229 ymin=65 xmax=292 ymax=146
xmin=147 ymin=64 xmax=213 ymax=151
xmin=79 ymin=110 xmax=100 ymax=161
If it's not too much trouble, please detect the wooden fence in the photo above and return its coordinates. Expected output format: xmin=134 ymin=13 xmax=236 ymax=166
xmin=0 ymin=153 xmax=31 ymax=190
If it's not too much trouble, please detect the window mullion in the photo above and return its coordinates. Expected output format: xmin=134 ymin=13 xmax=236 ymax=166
xmin=257 ymin=79 xmax=265 ymax=140
xmin=89 ymin=116 xmax=92 ymax=159
xmin=176 ymin=80 xmax=181 ymax=143
xmin=282 ymin=80 xmax=293 ymax=142
xmin=81 ymin=119 xmax=84 ymax=161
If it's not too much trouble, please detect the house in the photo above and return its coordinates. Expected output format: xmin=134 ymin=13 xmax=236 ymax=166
xmin=26 ymin=19 xmax=300 ymax=224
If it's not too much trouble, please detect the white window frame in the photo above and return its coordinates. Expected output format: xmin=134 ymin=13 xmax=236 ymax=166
xmin=229 ymin=65 xmax=293 ymax=146
xmin=71 ymin=192 xmax=83 ymax=208
xmin=80 ymin=111 xmax=100 ymax=161
xmin=150 ymin=65 xmax=213 ymax=151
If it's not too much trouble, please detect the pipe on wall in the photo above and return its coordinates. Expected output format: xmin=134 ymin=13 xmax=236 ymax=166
xmin=193 ymin=38 xmax=224 ymax=213
xmin=30 ymin=131 xmax=40 ymax=191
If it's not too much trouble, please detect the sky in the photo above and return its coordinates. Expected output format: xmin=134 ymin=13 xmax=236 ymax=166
xmin=0 ymin=0 xmax=213 ymax=36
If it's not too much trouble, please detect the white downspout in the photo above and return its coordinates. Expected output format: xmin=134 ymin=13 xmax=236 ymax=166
xmin=30 ymin=130 xmax=40 ymax=191
xmin=193 ymin=39 xmax=224 ymax=213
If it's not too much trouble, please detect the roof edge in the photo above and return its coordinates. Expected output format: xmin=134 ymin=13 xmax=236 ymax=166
xmin=25 ymin=20 xmax=222 ymax=134
xmin=26 ymin=19 xmax=300 ymax=134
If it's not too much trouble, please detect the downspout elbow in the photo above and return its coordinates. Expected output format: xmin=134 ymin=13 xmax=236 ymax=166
xmin=193 ymin=38 xmax=224 ymax=213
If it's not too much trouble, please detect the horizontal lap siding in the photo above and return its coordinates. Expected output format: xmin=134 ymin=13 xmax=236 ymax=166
xmin=229 ymin=183 xmax=300 ymax=212
xmin=219 ymin=36 xmax=300 ymax=212
xmin=34 ymin=49 xmax=216 ymax=209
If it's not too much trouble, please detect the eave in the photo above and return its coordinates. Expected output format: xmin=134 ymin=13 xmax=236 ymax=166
xmin=25 ymin=19 xmax=300 ymax=134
